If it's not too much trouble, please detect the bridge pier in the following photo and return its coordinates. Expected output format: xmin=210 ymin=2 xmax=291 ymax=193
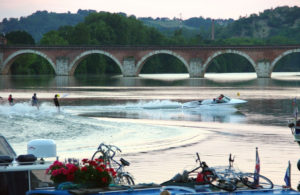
xmin=123 ymin=57 xmax=137 ymax=77
xmin=256 ymin=61 xmax=272 ymax=78
xmin=189 ymin=58 xmax=204 ymax=78
xmin=54 ymin=76 xmax=72 ymax=87
xmin=56 ymin=56 xmax=70 ymax=76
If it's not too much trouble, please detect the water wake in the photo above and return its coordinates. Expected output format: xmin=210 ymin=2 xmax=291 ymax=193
xmin=0 ymin=101 xmax=208 ymax=158
xmin=0 ymin=102 xmax=59 ymax=117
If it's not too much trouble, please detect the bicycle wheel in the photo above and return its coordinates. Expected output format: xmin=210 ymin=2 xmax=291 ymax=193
xmin=210 ymin=178 xmax=237 ymax=192
xmin=117 ymin=173 xmax=135 ymax=185
xmin=240 ymin=173 xmax=273 ymax=189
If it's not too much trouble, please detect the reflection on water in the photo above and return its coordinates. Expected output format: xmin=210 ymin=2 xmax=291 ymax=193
xmin=78 ymin=108 xmax=246 ymax=123
xmin=1 ymin=73 xmax=300 ymax=89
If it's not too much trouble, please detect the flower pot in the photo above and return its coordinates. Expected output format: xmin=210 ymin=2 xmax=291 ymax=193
xmin=82 ymin=181 xmax=100 ymax=188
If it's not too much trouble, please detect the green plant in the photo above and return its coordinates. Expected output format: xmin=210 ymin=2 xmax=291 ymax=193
xmin=46 ymin=160 xmax=79 ymax=184
xmin=77 ymin=158 xmax=116 ymax=187
xmin=46 ymin=158 xmax=116 ymax=188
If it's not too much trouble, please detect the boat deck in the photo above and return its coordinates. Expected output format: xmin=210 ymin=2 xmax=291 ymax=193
xmin=26 ymin=186 xmax=300 ymax=195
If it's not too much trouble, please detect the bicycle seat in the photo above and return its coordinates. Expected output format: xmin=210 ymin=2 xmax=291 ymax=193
xmin=120 ymin=158 xmax=130 ymax=166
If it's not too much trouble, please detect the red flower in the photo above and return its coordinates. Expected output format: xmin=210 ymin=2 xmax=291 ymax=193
xmin=108 ymin=168 xmax=117 ymax=177
xmin=53 ymin=160 xmax=64 ymax=167
xmin=66 ymin=163 xmax=79 ymax=173
xmin=96 ymin=158 xmax=104 ymax=163
xmin=46 ymin=158 xmax=113 ymax=187
xmin=62 ymin=168 xmax=68 ymax=175
xmin=88 ymin=160 xmax=97 ymax=166
xmin=82 ymin=158 xmax=89 ymax=164
xmin=96 ymin=166 xmax=103 ymax=172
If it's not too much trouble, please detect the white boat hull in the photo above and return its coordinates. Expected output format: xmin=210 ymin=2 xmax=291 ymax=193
xmin=182 ymin=98 xmax=247 ymax=109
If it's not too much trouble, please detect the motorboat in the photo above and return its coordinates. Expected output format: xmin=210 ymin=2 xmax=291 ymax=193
xmin=182 ymin=95 xmax=247 ymax=109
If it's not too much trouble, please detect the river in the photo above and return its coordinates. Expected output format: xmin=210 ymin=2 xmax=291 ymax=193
xmin=0 ymin=72 xmax=300 ymax=188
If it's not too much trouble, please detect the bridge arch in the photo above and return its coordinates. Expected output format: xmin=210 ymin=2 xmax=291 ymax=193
xmin=202 ymin=49 xmax=256 ymax=76
xmin=69 ymin=50 xmax=122 ymax=75
xmin=136 ymin=50 xmax=189 ymax=75
xmin=2 ymin=49 xmax=56 ymax=74
xmin=271 ymin=49 xmax=300 ymax=72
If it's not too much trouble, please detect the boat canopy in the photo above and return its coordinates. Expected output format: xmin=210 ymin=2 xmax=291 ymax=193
xmin=0 ymin=134 xmax=17 ymax=158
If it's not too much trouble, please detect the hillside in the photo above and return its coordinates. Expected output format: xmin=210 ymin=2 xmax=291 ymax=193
xmin=0 ymin=10 xmax=96 ymax=41
xmin=139 ymin=17 xmax=233 ymax=38
xmin=0 ymin=6 xmax=300 ymax=42
xmin=216 ymin=6 xmax=300 ymax=42
xmin=0 ymin=10 xmax=233 ymax=41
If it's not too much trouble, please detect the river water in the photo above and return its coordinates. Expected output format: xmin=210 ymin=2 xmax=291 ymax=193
xmin=1 ymin=72 xmax=300 ymax=188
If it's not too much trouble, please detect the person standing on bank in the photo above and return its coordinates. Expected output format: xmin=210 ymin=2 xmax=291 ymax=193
xmin=8 ymin=94 xmax=14 ymax=106
xmin=53 ymin=94 xmax=60 ymax=112
xmin=32 ymin=93 xmax=39 ymax=109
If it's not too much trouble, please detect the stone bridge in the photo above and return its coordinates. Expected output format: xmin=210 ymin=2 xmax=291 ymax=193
xmin=0 ymin=45 xmax=300 ymax=78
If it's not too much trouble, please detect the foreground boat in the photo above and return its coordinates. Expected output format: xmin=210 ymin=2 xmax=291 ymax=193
xmin=1 ymin=134 xmax=299 ymax=195
xmin=0 ymin=134 xmax=56 ymax=195
xmin=182 ymin=95 xmax=247 ymax=109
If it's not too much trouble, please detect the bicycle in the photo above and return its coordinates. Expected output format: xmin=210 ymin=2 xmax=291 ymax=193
xmin=214 ymin=154 xmax=273 ymax=190
xmin=161 ymin=153 xmax=237 ymax=192
xmin=91 ymin=143 xmax=135 ymax=186
xmin=193 ymin=153 xmax=237 ymax=192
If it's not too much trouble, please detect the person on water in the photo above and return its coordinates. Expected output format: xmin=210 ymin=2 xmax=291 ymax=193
xmin=8 ymin=94 xmax=14 ymax=105
xmin=53 ymin=94 xmax=60 ymax=112
xmin=31 ymin=93 xmax=39 ymax=108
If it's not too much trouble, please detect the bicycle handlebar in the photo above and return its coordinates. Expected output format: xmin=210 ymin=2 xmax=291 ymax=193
xmin=96 ymin=143 xmax=122 ymax=159
xmin=110 ymin=145 xmax=122 ymax=153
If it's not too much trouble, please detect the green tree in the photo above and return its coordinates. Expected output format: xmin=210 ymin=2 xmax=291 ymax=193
xmin=5 ymin=31 xmax=35 ymax=44
xmin=69 ymin=23 xmax=90 ymax=44
xmin=40 ymin=31 xmax=68 ymax=45
xmin=10 ymin=54 xmax=54 ymax=75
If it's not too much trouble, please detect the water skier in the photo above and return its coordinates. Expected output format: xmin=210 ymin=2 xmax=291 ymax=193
xmin=31 ymin=93 xmax=39 ymax=109
xmin=53 ymin=94 xmax=60 ymax=112
xmin=8 ymin=94 xmax=14 ymax=106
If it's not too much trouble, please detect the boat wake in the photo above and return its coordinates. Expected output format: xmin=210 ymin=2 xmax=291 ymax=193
xmin=0 ymin=100 xmax=245 ymax=158
xmin=0 ymin=101 xmax=210 ymax=158
xmin=0 ymin=102 xmax=59 ymax=117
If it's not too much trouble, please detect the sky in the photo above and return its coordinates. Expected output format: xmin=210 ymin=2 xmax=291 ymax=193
xmin=1 ymin=0 xmax=300 ymax=21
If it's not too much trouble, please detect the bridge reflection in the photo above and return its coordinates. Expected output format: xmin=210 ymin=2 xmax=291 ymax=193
xmin=0 ymin=73 xmax=300 ymax=89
